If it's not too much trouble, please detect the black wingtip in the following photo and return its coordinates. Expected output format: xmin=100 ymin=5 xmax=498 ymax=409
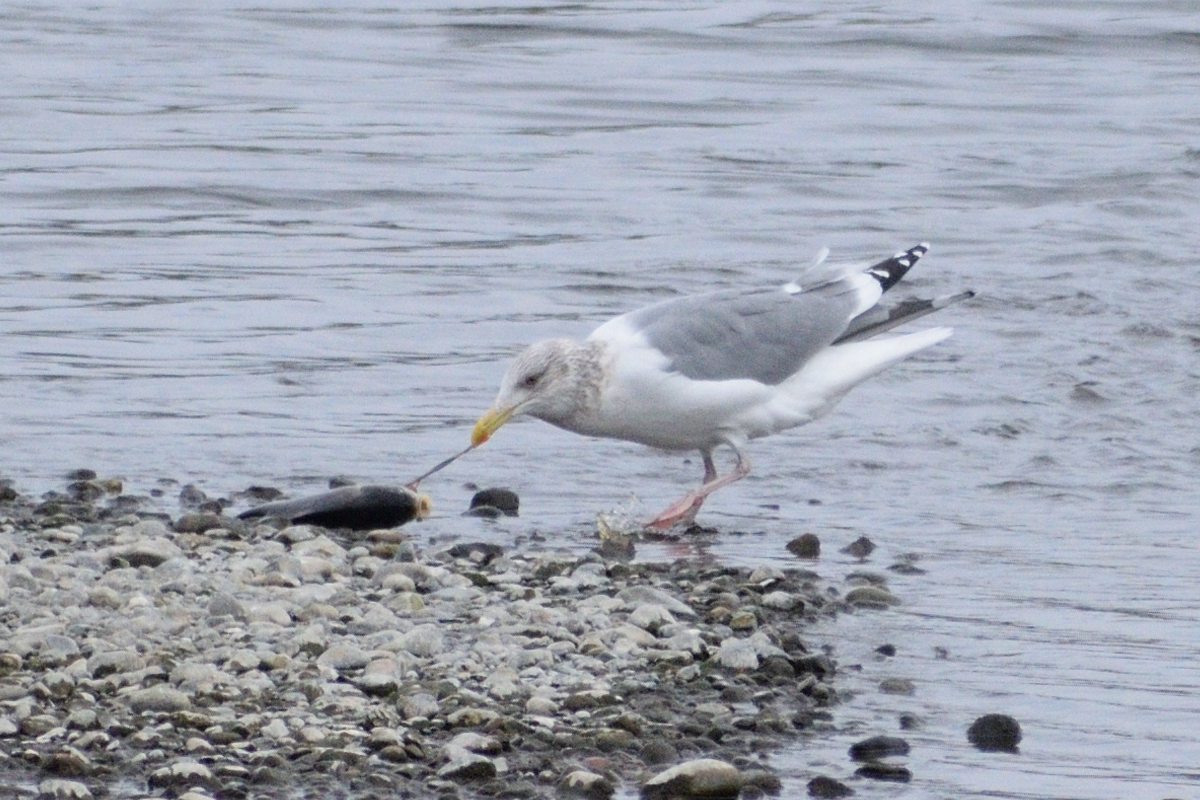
xmin=866 ymin=243 xmax=929 ymax=292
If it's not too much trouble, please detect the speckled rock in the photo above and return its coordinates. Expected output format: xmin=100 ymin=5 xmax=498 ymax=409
xmin=641 ymin=758 xmax=742 ymax=799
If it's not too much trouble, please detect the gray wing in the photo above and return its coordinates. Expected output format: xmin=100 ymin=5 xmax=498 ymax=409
xmin=622 ymin=281 xmax=865 ymax=385
xmin=835 ymin=290 xmax=976 ymax=344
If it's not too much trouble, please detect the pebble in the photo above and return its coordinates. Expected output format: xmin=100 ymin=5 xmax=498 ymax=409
xmin=967 ymin=713 xmax=1022 ymax=752
xmin=848 ymin=735 xmax=910 ymax=761
xmin=807 ymin=775 xmax=854 ymax=798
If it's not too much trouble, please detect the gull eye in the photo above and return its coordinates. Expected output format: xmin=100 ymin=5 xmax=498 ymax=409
xmin=522 ymin=372 xmax=542 ymax=389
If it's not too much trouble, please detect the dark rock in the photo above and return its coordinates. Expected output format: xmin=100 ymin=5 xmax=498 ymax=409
xmin=875 ymin=644 xmax=896 ymax=657
xmin=786 ymin=533 xmax=821 ymax=559
xmin=243 ymin=485 xmax=284 ymax=501
xmin=65 ymin=469 xmax=97 ymax=481
xmin=465 ymin=487 xmax=520 ymax=518
xmin=898 ymin=713 xmax=923 ymax=730
xmin=853 ymin=763 xmax=911 ymax=782
xmin=839 ymin=536 xmax=876 ymax=559
xmin=967 ymin=713 xmax=1022 ymax=752
xmin=848 ymin=735 xmax=909 ymax=762
xmin=239 ymin=485 xmax=431 ymax=530
xmin=807 ymin=775 xmax=853 ymax=798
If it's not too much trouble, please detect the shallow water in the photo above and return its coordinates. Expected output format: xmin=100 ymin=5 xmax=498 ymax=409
xmin=4 ymin=1 xmax=1200 ymax=797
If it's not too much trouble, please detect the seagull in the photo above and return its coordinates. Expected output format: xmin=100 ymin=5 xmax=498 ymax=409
xmin=470 ymin=244 xmax=971 ymax=529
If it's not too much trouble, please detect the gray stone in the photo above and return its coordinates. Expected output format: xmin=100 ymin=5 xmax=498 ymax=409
xmin=126 ymin=686 xmax=191 ymax=713
xmin=629 ymin=603 xmax=675 ymax=633
xmin=316 ymin=643 xmax=371 ymax=671
xmin=399 ymin=624 xmax=444 ymax=657
xmin=207 ymin=592 xmax=246 ymax=619
xmin=713 ymin=637 xmax=758 ymax=670
xmin=36 ymin=634 xmax=81 ymax=667
xmin=400 ymin=692 xmax=439 ymax=720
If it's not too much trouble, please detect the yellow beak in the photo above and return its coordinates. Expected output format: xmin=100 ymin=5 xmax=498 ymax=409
xmin=472 ymin=406 xmax=515 ymax=447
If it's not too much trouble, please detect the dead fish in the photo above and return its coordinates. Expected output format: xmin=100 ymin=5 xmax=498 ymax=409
xmin=239 ymin=484 xmax=431 ymax=531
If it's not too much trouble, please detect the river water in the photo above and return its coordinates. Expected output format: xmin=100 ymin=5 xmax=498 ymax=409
xmin=3 ymin=2 xmax=1199 ymax=797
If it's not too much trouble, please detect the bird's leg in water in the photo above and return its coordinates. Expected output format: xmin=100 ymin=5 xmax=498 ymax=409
xmin=646 ymin=447 xmax=751 ymax=530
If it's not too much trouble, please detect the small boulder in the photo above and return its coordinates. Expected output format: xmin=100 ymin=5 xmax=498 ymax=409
xmin=967 ymin=713 xmax=1022 ymax=752
xmin=465 ymin=488 xmax=520 ymax=517
xmin=848 ymin=735 xmax=909 ymax=762
xmin=807 ymin=775 xmax=853 ymax=798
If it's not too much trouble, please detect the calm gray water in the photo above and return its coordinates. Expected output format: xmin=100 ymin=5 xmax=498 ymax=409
xmin=3 ymin=1 xmax=1200 ymax=797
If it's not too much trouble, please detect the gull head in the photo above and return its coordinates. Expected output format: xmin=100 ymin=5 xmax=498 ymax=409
xmin=472 ymin=339 xmax=588 ymax=446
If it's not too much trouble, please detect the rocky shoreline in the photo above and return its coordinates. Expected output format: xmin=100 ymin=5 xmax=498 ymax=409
xmin=0 ymin=477 xmax=904 ymax=800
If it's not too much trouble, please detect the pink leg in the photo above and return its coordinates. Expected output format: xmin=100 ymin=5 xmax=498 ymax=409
xmin=646 ymin=446 xmax=751 ymax=530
